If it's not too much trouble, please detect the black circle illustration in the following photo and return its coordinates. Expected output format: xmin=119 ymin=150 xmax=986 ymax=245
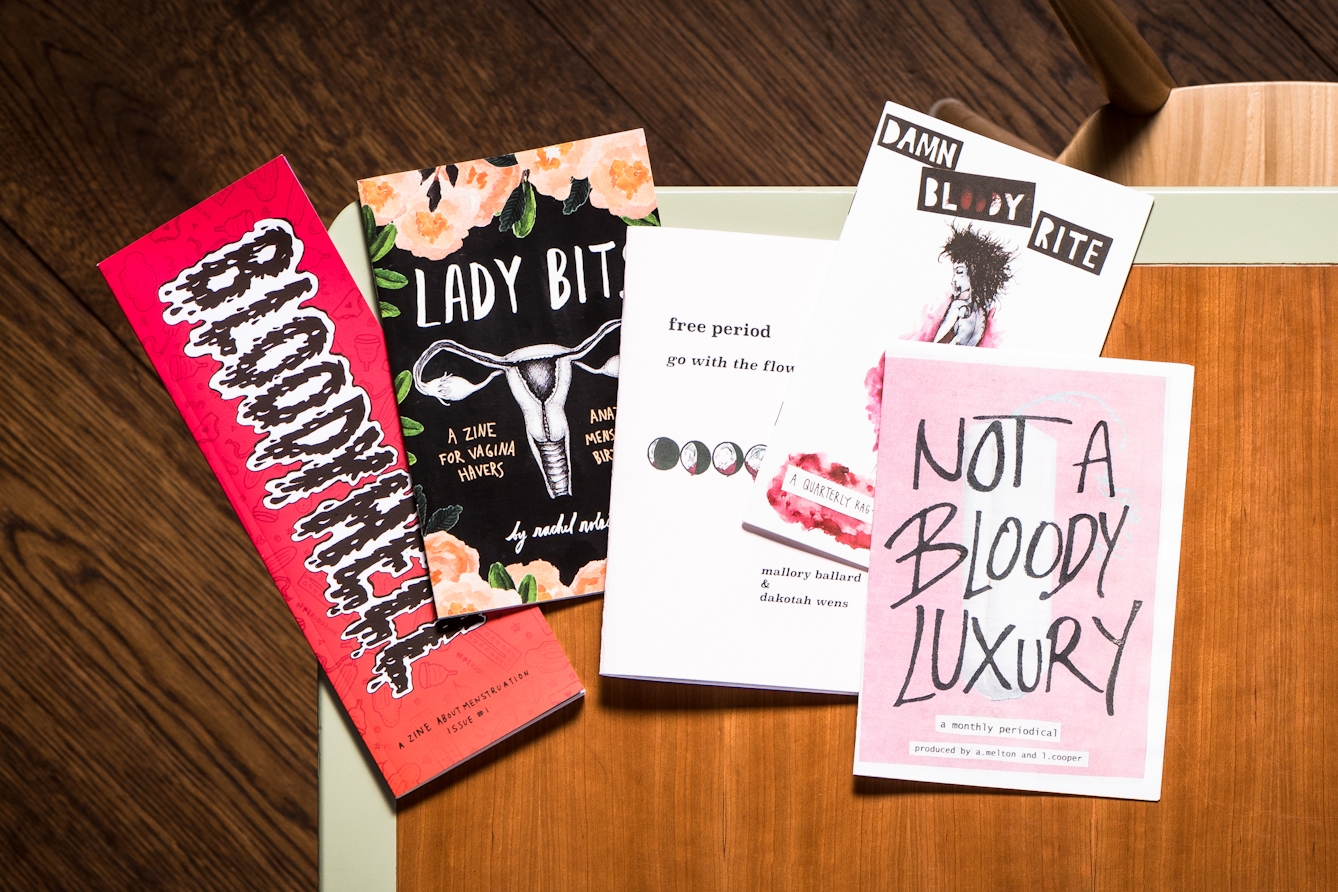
xmin=744 ymin=444 xmax=766 ymax=479
xmin=647 ymin=437 xmax=680 ymax=470
xmin=680 ymin=440 xmax=711 ymax=475
xmin=712 ymin=441 xmax=744 ymax=476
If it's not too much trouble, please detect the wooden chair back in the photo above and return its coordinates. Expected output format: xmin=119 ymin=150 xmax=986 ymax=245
xmin=935 ymin=0 xmax=1338 ymax=186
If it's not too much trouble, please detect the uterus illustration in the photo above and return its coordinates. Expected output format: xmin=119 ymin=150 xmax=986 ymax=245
xmin=412 ymin=319 xmax=621 ymax=498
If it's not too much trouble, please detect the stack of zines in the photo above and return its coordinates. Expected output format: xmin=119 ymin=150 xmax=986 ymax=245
xmin=100 ymin=102 xmax=1190 ymax=801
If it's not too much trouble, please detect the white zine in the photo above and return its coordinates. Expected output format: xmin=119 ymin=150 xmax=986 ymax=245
xmin=600 ymin=227 xmax=864 ymax=694
xmin=743 ymin=101 xmax=1155 ymax=569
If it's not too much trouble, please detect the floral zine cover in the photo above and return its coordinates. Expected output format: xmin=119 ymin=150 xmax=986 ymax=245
xmin=358 ymin=131 xmax=657 ymax=617
xmin=99 ymin=158 xmax=583 ymax=797
xmin=854 ymin=341 xmax=1192 ymax=799
xmin=742 ymin=101 xmax=1154 ymax=570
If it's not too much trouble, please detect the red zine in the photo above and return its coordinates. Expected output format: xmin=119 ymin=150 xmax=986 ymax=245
xmin=99 ymin=157 xmax=583 ymax=797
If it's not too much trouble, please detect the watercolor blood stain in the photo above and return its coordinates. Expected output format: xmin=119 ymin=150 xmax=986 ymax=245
xmin=766 ymin=452 xmax=874 ymax=550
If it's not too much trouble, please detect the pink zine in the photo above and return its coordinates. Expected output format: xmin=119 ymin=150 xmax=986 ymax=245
xmin=99 ymin=157 xmax=583 ymax=797
xmin=855 ymin=341 xmax=1191 ymax=799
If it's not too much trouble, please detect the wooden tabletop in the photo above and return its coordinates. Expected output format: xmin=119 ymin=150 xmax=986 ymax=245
xmin=4 ymin=1 xmax=1338 ymax=889
xmin=395 ymin=259 xmax=1338 ymax=892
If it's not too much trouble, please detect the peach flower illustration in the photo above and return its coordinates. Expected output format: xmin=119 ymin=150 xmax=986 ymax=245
xmin=363 ymin=132 xmax=655 ymax=264
xmin=570 ymin=560 xmax=606 ymax=595
xmin=586 ymin=130 xmax=657 ymax=220
xmin=435 ymin=572 xmax=524 ymax=616
xmin=422 ymin=532 xmax=604 ymax=614
xmin=393 ymin=170 xmax=481 ymax=261
xmin=515 ymin=141 xmax=594 ymax=202
xmin=505 ymin=559 xmax=571 ymax=602
xmin=455 ymin=159 xmax=521 ymax=227
xmin=424 ymin=531 xmax=527 ymax=615
xmin=365 ymin=162 xmax=525 ymax=260
xmin=358 ymin=170 xmax=422 ymax=226
xmin=423 ymin=530 xmax=478 ymax=589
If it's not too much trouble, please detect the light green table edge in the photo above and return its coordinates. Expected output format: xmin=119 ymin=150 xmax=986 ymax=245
xmin=321 ymin=184 xmax=1338 ymax=892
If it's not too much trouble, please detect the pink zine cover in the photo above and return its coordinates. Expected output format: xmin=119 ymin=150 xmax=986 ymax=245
xmin=854 ymin=341 xmax=1191 ymax=799
xmin=98 ymin=157 xmax=583 ymax=797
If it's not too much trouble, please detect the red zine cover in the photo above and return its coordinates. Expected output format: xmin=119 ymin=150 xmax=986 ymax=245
xmin=98 ymin=157 xmax=583 ymax=797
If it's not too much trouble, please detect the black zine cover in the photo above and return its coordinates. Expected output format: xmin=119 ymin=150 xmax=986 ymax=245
xmin=359 ymin=132 xmax=657 ymax=616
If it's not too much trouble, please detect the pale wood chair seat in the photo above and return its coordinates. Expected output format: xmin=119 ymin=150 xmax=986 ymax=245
xmin=933 ymin=0 xmax=1338 ymax=189
xmin=1058 ymin=82 xmax=1338 ymax=187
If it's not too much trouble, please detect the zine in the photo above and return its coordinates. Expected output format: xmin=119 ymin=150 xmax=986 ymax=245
xmin=854 ymin=340 xmax=1192 ymax=799
xmin=359 ymin=132 xmax=658 ymax=617
xmin=742 ymin=101 xmax=1155 ymax=571
xmin=100 ymin=158 xmax=584 ymax=796
xmin=600 ymin=227 xmax=862 ymax=694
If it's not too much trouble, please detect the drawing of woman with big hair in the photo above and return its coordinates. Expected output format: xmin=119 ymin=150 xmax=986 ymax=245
xmin=933 ymin=224 xmax=1014 ymax=347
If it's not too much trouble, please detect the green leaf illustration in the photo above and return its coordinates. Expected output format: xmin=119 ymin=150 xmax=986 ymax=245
xmin=379 ymin=301 xmax=401 ymax=319
xmin=488 ymin=562 xmax=517 ymax=591
xmin=514 ymin=181 xmax=537 ymax=238
xmin=361 ymin=205 xmax=376 ymax=242
xmin=407 ymin=451 xmax=417 ymax=466
xmin=563 ymin=177 xmax=591 ymax=215
xmin=368 ymin=222 xmax=397 ymax=262
xmin=374 ymin=268 xmax=408 ymax=290
xmin=498 ymin=181 xmax=524 ymax=232
xmin=426 ymin=505 xmax=462 ymax=534
xmin=518 ymin=574 xmax=538 ymax=604
xmin=485 ymin=154 xmax=518 ymax=167
xmin=401 ymin=416 xmax=424 ymax=437
xmin=621 ymin=210 xmax=660 ymax=227
xmin=413 ymin=484 xmax=428 ymax=527
xmin=394 ymin=370 xmax=413 ymax=403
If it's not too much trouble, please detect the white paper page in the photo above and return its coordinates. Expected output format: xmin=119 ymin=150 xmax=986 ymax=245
xmin=743 ymin=101 xmax=1155 ymax=569
xmin=600 ymin=227 xmax=864 ymax=694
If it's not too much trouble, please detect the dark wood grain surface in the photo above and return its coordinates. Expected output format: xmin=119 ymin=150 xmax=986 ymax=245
xmin=1 ymin=1 xmax=1334 ymax=889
